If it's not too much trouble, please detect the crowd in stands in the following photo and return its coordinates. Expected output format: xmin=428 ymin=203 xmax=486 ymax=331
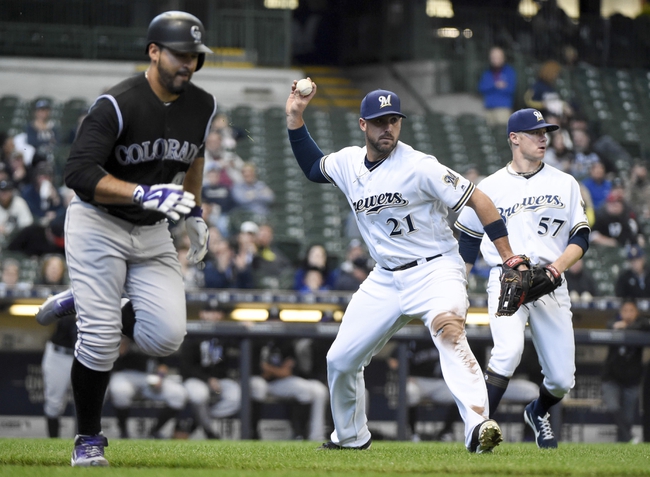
xmin=7 ymin=54 xmax=647 ymax=445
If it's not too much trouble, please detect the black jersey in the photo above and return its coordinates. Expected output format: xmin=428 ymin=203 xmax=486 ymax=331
xmin=65 ymin=73 xmax=216 ymax=225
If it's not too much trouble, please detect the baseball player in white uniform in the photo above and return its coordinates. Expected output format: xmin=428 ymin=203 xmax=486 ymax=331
xmin=286 ymin=80 xmax=526 ymax=453
xmin=455 ymin=108 xmax=590 ymax=448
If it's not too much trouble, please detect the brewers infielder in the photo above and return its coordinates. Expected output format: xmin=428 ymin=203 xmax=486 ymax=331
xmin=287 ymin=81 xmax=523 ymax=453
xmin=455 ymin=108 xmax=590 ymax=449
xmin=36 ymin=11 xmax=215 ymax=466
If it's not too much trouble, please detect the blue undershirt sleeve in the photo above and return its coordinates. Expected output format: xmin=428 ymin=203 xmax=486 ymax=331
xmin=288 ymin=124 xmax=329 ymax=183
xmin=568 ymin=227 xmax=590 ymax=257
xmin=458 ymin=232 xmax=482 ymax=265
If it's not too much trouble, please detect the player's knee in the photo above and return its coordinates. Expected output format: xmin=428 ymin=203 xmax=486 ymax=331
xmin=326 ymin=349 xmax=361 ymax=375
xmin=546 ymin=377 xmax=573 ymax=398
xmin=431 ymin=312 xmax=464 ymax=345
xmin=250 ymin=376 xmax=268 ymax=401
xmin=75 ymin=331 xmax=122 ymax=372
xmin=134 ymin=325 xmax=186 ymax=357
xmin=184 ymin=379 xmax=209 ymax=404
xmin=310 ymin=380 xmax=329 ymax=401
xmin=165 ymin=384 xmax=187 ymax=410
xmin=109 ymin=383 xmax=136 ymax=408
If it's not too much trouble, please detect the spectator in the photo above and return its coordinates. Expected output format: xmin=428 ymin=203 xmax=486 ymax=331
xmin=544 ymin=130 xmax=574 ymax=172
xmin=591 ymin=189 xmax=643 ymax=248
xmin=524 ymin=60 xmax=574 ymax=120
xmin=7 ymin=151 xmax=30 ymax=190
xmin=202 ymin=238 xmax=254 ymax=289
xmin=294 ymin=243 xmax=335 ymax=290
xmin=177 ymin=304 xmax=241 ymax=439
xmin=108 ymin=337 xmax=188 ymax=439
xmin=20 ymin=161 xmax=64 ymax=223
xmin=570 ymin=128 xmax=607 ymax=181
xmin=11 ymin=131 xmax=37 ymax=167
xmin=202 ymin=167 xmax=235 ymax=236
xmin=7 ymin=210 xmax=65 ymax=257
xmin=333 ymin=257 xmax=371 ymax=291
xmin=0 ymin=257 xmax=25 ymax=287
xmin=210 ymin=111 xmax=245 ymax=151
xmin=530 ymin=0 xmax=578 ymax=61
xmin=624 ymin=161 xmax=650 ymax=223
xmin=299 ymin=267 xmax=329 ymax=293
xmin=564 ymin=258 xmax=598 ymax=301
xmin=331 ymin=239 xmax=368 ymax=289
xmin=0 ymin=131 xmax=13 ymax=164
xmin=581 ymin=161 xmax=612 ymax=209
xmin=0 ymin=179 xmax=34 ymax=246
xmin=203 ymin=130 xmax=244 ymax=186
xmin=236 ymin=220 xmax=259 ymax=266
xmin=252 ymin=223 xmax=293 ymax=289
xmin=615 ymin=245 xmax=650 ymax=299
xmin=38 ymin=253 xmax=67 ymax=286
xmin=176 ymin=245 xmax=205 ymax=290
xmin=250 ymin=338 xmax=328 ymax=441
xmin=477 ymin=46 xmax=517 ymax=126
xmin=24 ymin=99 xmax=59 ymax=162
xmin=601 ymin=299 xmax=650 ymax=443
xmin=231 ymin=163 xmax=275 ymax=216
xmin=41 ymin=316 xmax=76 ymax=438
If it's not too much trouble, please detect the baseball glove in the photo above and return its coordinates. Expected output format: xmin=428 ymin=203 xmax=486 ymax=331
xmin=523 ymin=264 xmax=562 ymax=304
xmin=496 ymin=255 xmax=532 ymax=316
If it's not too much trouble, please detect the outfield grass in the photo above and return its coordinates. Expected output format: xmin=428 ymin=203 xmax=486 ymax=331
xmin=1 ymin=438 xmax=650 ymax=476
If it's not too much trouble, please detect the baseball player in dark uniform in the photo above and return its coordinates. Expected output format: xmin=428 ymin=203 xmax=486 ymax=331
xmin=41 ymin=316 xmax=77 ymax=438
xmin=34 ymin=11 xmax=215 ymax=466
xmin=179 ymin=331 xmax=241 ymax=439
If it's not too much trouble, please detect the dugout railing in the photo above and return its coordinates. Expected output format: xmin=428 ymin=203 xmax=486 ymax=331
xmin=1 ymin=286 xmax=649 ymax=441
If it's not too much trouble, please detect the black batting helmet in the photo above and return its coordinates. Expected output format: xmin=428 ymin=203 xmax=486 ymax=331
xmin=145 ymin=11 xmax=212 ymax=71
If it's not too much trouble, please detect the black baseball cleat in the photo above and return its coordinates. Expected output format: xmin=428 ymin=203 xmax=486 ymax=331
xmin=524 ymin=401 xmax=558 ymax=449
xmin=36 ymin=289 xmax=75 ymax=326
xmin=468 ymin=419 xmax=503 ymax=453
xmin=317 ymin=438 xmax=372 ymax=450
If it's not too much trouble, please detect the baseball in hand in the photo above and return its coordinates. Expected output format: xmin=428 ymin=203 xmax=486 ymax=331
xmin=296 ymin=78 xmax=313 ymax=96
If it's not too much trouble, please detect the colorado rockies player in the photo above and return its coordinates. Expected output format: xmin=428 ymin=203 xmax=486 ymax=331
xmin=455 ymin=108 xmax=590 ymax=448
xmin=35 ymin=11 xmax=214 ymax=466
xmin=286 ymin=81 xmax=524 ymax=453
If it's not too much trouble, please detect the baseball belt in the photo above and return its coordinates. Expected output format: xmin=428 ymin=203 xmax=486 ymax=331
xmin=383 ymin=254 xmax=442 ymax=272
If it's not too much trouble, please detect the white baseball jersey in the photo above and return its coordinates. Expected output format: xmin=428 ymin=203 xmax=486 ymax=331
xmin=320 ymin=141 xmax=475 ymax=269
xmin=455 ymin=163 xmax=589 ymax=266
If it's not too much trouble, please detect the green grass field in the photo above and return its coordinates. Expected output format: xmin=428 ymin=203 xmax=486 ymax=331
xmin=2 ymin=438 xmax=650 ymax=477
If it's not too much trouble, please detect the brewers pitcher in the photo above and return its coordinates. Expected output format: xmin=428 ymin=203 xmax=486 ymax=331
xmin=456 ymin=108 xmax=590 ymax=449
xmin=286 ymin=81 xmax=525 ymax=453
xmin=38 ymin=11 xmax=215 ymax=466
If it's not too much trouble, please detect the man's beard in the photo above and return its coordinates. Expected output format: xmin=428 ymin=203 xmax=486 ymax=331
xmin=157 ymin=63 xmax=190 ymax=95
xmin=368 ymin=135 xmax=396 ymax=157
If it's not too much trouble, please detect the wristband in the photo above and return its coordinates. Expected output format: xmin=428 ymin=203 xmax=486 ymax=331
xmin=132 ymin=184 xmax=148 ymax=204
xmin=188 ymin=205 xmax=203 ymax=218
xmin=484 ymin=219 xmax=508 ymax=242
xmin=545 ymin=264 xmax=561 ymax=280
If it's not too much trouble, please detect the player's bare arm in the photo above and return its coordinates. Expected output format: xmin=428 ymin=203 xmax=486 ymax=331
xmin=286 ymin=78 xmax=316 ymax=130
xmin=465 ymin=188 xmax=519 ymax=264
xmin=548 ymin=243 xmax=584 ymax=275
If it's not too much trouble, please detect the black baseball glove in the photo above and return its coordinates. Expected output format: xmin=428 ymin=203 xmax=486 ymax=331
xmin=496 ymin=255 xmax=532 ymax=316
xmin=523 ymin=264 xmax=562 ymax=304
